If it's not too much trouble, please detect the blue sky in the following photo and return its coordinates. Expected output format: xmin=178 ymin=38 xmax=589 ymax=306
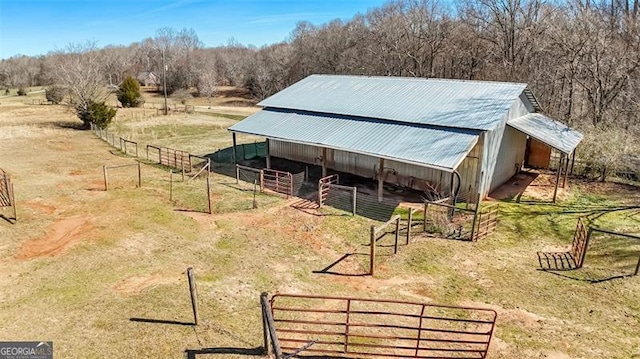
xmin=0 ymin=0 xmax=388 ymax=59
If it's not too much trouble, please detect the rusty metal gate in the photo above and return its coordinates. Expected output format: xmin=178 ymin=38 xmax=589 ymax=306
xmin=0 ymin=168 xmax=16 ymax=222
xmin=537 ymin=217 xmax=588 ymax=270
xmin=318 ymin=174 xmax=339 ymax=206
xmin=472 ymin=203 xmax=499 ymax=241
xmin=262 ymin=168 xmax=293 ymax=197
xmin=146 ymin=145 xmax=190 ymax=170
xmin=263 ymin=293 xmax=497 ymax=359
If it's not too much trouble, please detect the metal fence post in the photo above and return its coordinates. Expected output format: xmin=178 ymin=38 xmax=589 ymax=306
xmin=370 ymin=225 xmax=376 ymax=276
xmin=351 ymin=186 xmax=357 ymax=216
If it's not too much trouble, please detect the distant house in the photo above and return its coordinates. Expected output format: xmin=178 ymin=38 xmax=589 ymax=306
xmin=229 ymin=75 xmax=583 ymax=202
xmin=137 ymin=72 xmax=158 ymax=87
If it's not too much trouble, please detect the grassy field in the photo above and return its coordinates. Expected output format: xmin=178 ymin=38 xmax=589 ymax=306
xmin=0 ymin=91 xmax=639 ymax=358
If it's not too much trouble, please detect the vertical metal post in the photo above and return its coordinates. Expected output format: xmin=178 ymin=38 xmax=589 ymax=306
xmin=103 ymin=165 xmax=108 ymax=191
xmin=266 ymin=139 xmax=271 ymax=169
xmin=351 ymin=186 xmax=357 ymax=216
xmin=137 ymin=162 xmax=141 ymax=188
xmin=187 ymin=268 xmax=199 ymax=325
xmin=377 ymin=158 xmax=384 ymax=202
xmin=394 ymin=216 xmax=400 ymax=254
xmin=370 ymin=225 xmax=376 ymax=276
xmin=235 ymin=165 xmax=240 ymax=184
xmin=635 ymin=255 xmax=640 ymax=276
xmin=553 ymin=154 xmax=564 ymax=203
xmin=321 ymin=148 xmax=327 ymax=177
xmin=260 ymin=170 xmax=264 ymax=192
xmin=10 ymin=182 xmax=16 ymax=221
xmin=232 ymin=133 xmax=238 ymax=165
xmin=562 ymin=152 xmax=570 ymax=188
xmin=407 ymin=209 xmax=413 ymax=245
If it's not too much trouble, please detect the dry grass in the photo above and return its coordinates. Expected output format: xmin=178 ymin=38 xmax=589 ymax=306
xmin=0 ymin=97 xmax=639 ymax=358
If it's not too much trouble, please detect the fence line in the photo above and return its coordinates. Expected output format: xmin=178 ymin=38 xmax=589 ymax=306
xmin=0 ymin=168 xmax=17 ymax=222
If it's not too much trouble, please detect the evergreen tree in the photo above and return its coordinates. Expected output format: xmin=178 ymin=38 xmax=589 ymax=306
xmin=117 ymin=75 xmax=143 ymax=107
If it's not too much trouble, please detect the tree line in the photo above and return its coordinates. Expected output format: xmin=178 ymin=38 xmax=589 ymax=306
xmin=1 ymin=0 xmax=638 ymax=178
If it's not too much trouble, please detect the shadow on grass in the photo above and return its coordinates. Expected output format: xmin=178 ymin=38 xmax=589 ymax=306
xmin=0 ymin=214 xmax=16 ymax=224
xmin=313 ymin=253 xmax=370 ymax=276
xmin=538 ymin=269 xmax=637 ymax=284
xmin=184 ymin=346 xmax=265 ymax=358
xmin=130 ymin=317 xmax=195 ymax=326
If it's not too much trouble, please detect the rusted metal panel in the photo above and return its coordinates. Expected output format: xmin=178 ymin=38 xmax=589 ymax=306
xmin=268 ymin=293 xmax=497 ymax=359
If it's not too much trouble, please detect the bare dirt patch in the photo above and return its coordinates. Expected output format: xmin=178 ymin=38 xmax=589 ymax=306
xmin=15 ymin=216 xmax=93 ymax=259
xmin=113 ymin=274 xmax=176 ymax=296
xmin=22 ymin=201 xmax=57 ymax=214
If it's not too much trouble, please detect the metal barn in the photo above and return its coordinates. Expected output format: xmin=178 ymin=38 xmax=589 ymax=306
xmin=229 ymin=75 xmax=583 ymax=202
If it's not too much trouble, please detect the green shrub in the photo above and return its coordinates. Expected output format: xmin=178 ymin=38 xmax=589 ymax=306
xmin=116 ymin=76 xmax=144 ymax=108
xmin=45 ymin=86 xmax=66 ymax=104
xmin=17 ymin=88 xmax=27 ymax=96
xmin=76 ymin=101 xmax=116 ymax=129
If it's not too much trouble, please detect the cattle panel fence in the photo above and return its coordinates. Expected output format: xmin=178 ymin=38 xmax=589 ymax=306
xmin=0 ymin=168 xmax=17 ymax=222
xmin=262 ymin=293 xmax=497 ymax=359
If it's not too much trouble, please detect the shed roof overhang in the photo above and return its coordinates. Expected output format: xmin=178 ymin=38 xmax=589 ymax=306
xmin=229 ymin=108 xmax=480 ymax=173
xmin=507 ymin=113 xmax=583 ymax=154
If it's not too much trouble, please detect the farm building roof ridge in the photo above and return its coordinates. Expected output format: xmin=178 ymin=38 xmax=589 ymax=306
xmin=258 ymin=74 xmax=534 ymax=131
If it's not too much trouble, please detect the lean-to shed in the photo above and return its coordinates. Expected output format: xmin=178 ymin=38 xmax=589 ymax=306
xmin=229 ymin=75 xmax=583 ymax=202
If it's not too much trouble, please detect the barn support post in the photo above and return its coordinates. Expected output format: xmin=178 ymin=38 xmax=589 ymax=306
xmin=423 ymin=202 xmax=429 ymax=232
xmin=377 ymin=158 xmax=385 ymax=202
xmin=352 ymin=186 xmax=357 ymax=216
xmin=321 ymin=148 xmax=328 ymax=177
xmin=562 ymin=152 xmax=570 ymax=188
xmin=570 ymin=149 xmax=576 ymax=176
xmin=232 ymin=133 xmax=238 ymax=165
xmin=553 ymin=154 xmax=564 ymax=203
xmin=266 ymin=139 xmax=271 ymax=169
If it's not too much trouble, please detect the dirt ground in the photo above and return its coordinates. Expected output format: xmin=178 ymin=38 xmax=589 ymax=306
xmin=1 ymin=94 xmax=639 ymax=359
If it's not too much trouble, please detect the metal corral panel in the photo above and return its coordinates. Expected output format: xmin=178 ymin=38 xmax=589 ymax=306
xmin=271 ymin=141 xmax=480 ymax=198
xmin=258 ymin=75 xmax=531 ymax=131
xmin=508 ymin=113 xmax=583 ymax=154
xmin=229 ymin=108 xmax=480 ymax=172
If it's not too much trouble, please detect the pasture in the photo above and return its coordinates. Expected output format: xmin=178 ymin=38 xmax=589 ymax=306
xmin=0 ymin=91 xmax=639 ymax=358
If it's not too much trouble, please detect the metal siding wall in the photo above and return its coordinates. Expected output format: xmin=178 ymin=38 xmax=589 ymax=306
xmin=270 ymin=140 xmax=319 ymax=164
xmin=480 ymin=96 xmax=532 ymax=197
xmin=489 ymin=125 xmax=527 ymax=191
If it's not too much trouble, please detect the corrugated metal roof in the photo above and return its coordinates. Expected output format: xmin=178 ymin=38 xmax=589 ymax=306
xmin=508 ymin=113 xmax=583 ymax=154
xmin=229 ymin=108 xmax=480 ymax=172
xmin=258 ymin=75 xmax=530 ymax=131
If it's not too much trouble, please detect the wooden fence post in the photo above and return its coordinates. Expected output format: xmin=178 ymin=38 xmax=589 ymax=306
xmin=318 ymin=180 xmax=323 ymax=207
xmin=370 ymin=225 xmax=376 ymax=276
xmin=260 ymin=170 xmax=264 ymax=192
xmin=103 ymin=165 xmax=108 ymax=191
xmin=253 ymin=179 xmax=258 ymax=209
xmin=169 ymin=170 xmax=173 ymax=201
xmin=187 ymin=268 xmax=199 ymax=325
xmin=206 ymin=176 xmax=212 ymax=215
xmin=423 ymin=202 xmax=429 ymax=233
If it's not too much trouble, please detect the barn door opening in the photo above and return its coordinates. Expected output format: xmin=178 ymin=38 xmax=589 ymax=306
xmin=525 ymin=137 xmax=551 ymax=169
